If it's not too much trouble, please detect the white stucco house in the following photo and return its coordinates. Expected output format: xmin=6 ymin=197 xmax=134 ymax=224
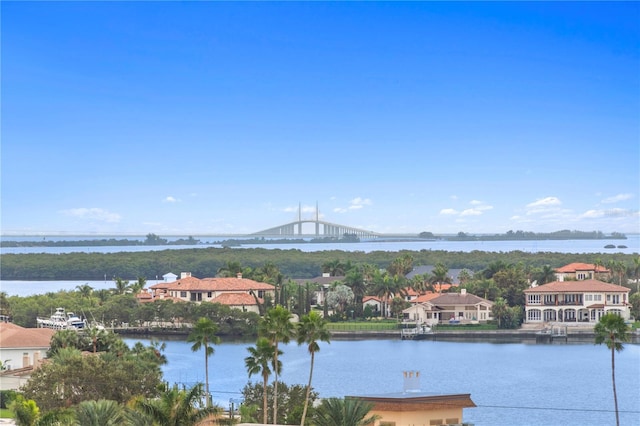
xmin=523 ymin=279 xmax=631 ymax=323
xmin=0 ymin=322 xmax=55 ymax=390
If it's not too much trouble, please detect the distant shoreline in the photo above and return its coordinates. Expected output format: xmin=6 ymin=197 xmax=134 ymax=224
xmin=0 ymin=230 xmax=628 ymax=248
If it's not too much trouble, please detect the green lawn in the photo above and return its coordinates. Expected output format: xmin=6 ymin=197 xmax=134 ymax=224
xmin=0 ymin=408 xmax=13 ymax=419
xmin=326 ymin=320 xmax=399 ymax=331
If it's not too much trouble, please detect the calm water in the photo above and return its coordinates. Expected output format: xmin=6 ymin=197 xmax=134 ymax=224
xmin=123 ymin=337 xmax=640 ymax=426
xmin=1 ymin=235 xmax=638 ymax=255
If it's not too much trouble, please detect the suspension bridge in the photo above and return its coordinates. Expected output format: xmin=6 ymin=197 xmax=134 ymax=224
xmin=250 ymin=203 xmax=381 ymax=239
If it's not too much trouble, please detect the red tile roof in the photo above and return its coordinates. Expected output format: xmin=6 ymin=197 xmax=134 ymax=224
xmin=430 ymin=293 xmax=492 ymax=306
xmin=411 ymin=293 xmax=441 ymax=303
xmin=164 ymin=276 xmax=275 ymax=292
xmin=524 ymin=279 xmax=628 ymax=293
xmin=212 ymin=293 xmax=261 ymax=306
xmin=555 ymin=263 xmax=609 ymax=273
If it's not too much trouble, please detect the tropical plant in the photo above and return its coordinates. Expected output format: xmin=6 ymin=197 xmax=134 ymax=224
xmin=594 ymin=313 xmax=630 ymax=426
xmin=343 ymin=269 xmax=368 ymax=317
xmin=187 ymin=317 xmax=220 ymax=406
xmin=258 ymin=306 xmax=295 ymax=424
xmin=245 ymin=337 xmax=282 ymax=424
xmin=74 ymin=399 xmax=125 ymax=426
xmin=112 ymin=277 xmax=130 ymax=295
xmin=322 ymin=259 xmax=346 ymax=277
xmin=217 ymin=261 xmax=243 ymax=278
xmin=131 ymin=383 xmax=221 ymax=426
xmin=313 ymin=397 xmax=379 ymax=426
xmin=297 ymin=311 xmax=331 ymax=425
xmin=8 ymin=394 xmax=40 ymax=426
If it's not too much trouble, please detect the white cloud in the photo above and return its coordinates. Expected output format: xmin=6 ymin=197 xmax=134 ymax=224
xmin=440 ymin=200 xmax=493 ymax=217
xmin=62 ymin=208 xmax=121 ymax=223
xmin=460 ymin=208 xmax=483 ymax=216
xmin=333 ymin=197 xmax=372 ymax=213
xmin=601 ymin=193 xmax=633 ymax=204
xmin=580 ymin=208 xmax=639 ymax=219
xmin=440 ymin=208 xmax=458 ymax=215
xmin=527 ymin=197 xmax=561 ymax=208
xmin=163 ymin=196 xmax=180 ymax=203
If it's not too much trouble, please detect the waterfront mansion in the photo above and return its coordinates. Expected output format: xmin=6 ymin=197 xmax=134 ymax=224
xmin=523 ymin=279 xmax=631 ymax=324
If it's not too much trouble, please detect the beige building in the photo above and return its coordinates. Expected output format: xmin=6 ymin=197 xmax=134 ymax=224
xmin=523 ymin=279 xmax=631 ymax=323
xmin=148 ymin=272 xmax=275 ymax=314
xmin=554 ymin=262 xmax=610 ymax=281
xmin=403 ymin=290 xmax=493 ymax=325
xmin=349 ymin=371 xmax=475 ymax=426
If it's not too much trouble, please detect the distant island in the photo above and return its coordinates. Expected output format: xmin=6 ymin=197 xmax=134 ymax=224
xmin=0 ymin=230 xmax=627 ymax=248
xmin=432 ymin=230 xmax=627 ymax=241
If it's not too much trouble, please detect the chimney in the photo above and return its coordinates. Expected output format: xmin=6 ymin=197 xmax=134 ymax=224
xmin=237 ymin=272 xmax=243 ymax=279
xmin=23 ymin=352 xmax=30 ymax=368
xmin=461 ymin=288 xmax=467 ymax=295
xmin=322 ymin=272 xmax=330 ymax=278
xmin=181 ymin=272 xmax=192 ymax=279
xmin=403 ymin=370 xmax=421 ymax=393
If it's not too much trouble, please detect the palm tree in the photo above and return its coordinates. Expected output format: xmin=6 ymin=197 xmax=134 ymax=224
xmin=131 ymin=383 xmax=221 ymax=426
xmin=75 ymin=399 xmax=125 ymax=426
xmin=297 ymin=311 xmax=331 ymax=426
xmin=372 ymin=272 xmax=404 ymax=318
xmin=429 ymin=262 xmax=452 ymax=287
xmin=594 ymin=313 xmax=630 ymax=426
xmin=112 ymin=277 xmax=130 ymax=295
xmin=322 ymin=259 xmax=346 ymax=277
xmin=313 ymin=397 xmax=379 ymax=426
xmin=75 ymin=283 xmax=94 ymax=300
xmin=258 ymin=306 xmax=295 ymax=424
xmin=245 ymin=337 xmax=282 ymax=424
xmin=217 ymin=261 xmax=243 ymax=278
xmin=344 ymin=269 xmax=368 ymax=317
xmin=537 ymin=265 xmax=556 ymax=284
xmin=187 ymin=317 xmax=220 ymax=407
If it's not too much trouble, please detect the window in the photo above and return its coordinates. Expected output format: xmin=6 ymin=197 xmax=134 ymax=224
xmin=528 ymin=309 xmax=541 ymax=321
xmin=380 ymin=422 xmax=396 ymax=426
xmin=611 ymin=295 xmax=620 ymax=304
xmin=544 ymin=294 xmax=555 ymax=304
xmin=180 ymin=291 xmax=187 ymax=298
xmin=207 ymin=292 xmax=212 ymax=298
xmin=430 ymin=420 xmax=444 ymax=426
xmin=594 ymin=294 xmax=602 ymax=301
xmin=577 ymin=272 xmax=587 ymax=280
xmin=445 ymin=418 xmax=459 ymax=425
xmin=528 ymin=294 xmax=541 ymax=304
xmin=585 ymin=294 xmax=592 ymax=302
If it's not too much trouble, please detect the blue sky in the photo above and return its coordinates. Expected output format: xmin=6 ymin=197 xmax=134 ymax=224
xmin=2 ymin=1 xmax=639 ymax=236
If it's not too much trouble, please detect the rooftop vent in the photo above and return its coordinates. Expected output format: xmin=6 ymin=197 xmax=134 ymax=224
xmin=403 ymin=370 xmax=421 ymax=393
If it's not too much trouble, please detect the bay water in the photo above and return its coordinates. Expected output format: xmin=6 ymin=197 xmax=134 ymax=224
xmin=124 ymin=336 xmax=640 ymax=426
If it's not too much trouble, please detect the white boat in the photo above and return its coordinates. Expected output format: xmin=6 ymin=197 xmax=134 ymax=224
xmin=36 ymin=307 xmax=87 ymax=330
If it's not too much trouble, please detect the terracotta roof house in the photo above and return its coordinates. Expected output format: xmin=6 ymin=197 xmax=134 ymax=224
xmin=348 ymin=371 xmax=476 ymax=426
xmin=0 ymin=322 xmax=55 ymax=390
xmin=403 ymin=290 xmax=493 ymax=325
xmin=363 ymin=296 xmax=383 ymax=315
xmin=523 ymin=279 xmax=630 ymax=323
xmin=554 ymin=262 xmax=610 ymax=281
xmin=148 ymin=273 xmax=275 ymax=314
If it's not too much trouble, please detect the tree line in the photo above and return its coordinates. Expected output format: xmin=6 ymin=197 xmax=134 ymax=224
xmin=2 ymin=246 xmax=637 ymax=281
